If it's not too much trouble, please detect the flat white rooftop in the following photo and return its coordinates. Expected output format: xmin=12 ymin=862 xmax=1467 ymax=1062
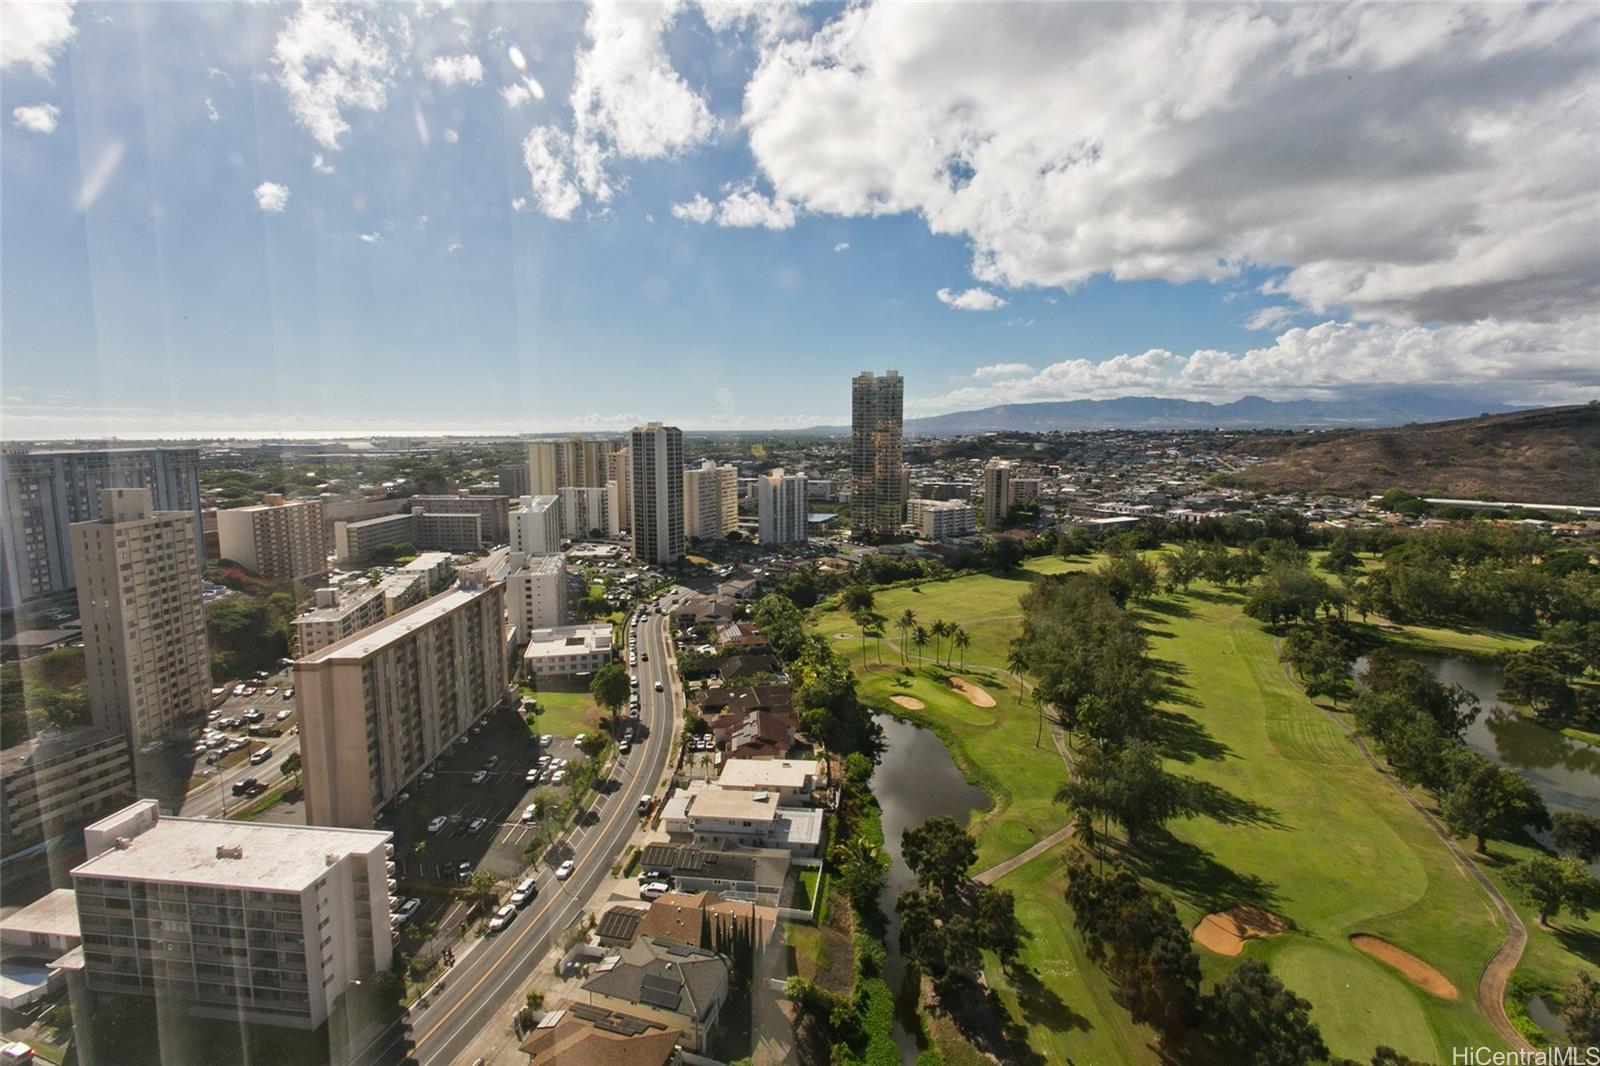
xmin=689 ymin=788 xmax=778 ymax=824
xmin=300 ymin=583 xmax=492 ymax=663
xmin=717 ymin=759 xmax=818 ymax=792
xmin=72 ymin=813 xmax=390 ymax=893
xmin=0 ymin=889 xmax=81 ymax=940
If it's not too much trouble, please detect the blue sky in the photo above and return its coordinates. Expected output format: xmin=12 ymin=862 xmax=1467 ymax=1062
xmin=2 ymin=2 xmax=1596 ymax=438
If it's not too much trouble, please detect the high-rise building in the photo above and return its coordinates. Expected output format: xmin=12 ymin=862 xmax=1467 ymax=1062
xmin=0 ymin=447 xmax=203 ymax=611
xmin=71 ymin=799 xmax=393 ymax=1030
xmin=499 ymin=461 xmax=530 ymax=499
xmin=215 ymin=494 xmax=328 ymax=584
xmin=757 ymin=469 xmax=808 ymax=546
xmin=407 ymin=492 xmax=511 ymax=545
xmin=527 ymin=437 xmax=616 ymax=496
xmin=291 ymin=585 xmax=388 ymax=656
xmin=511 ymin=494 xmax=563 ymax=555
xmin=850 ymin=370 xmax=904 ymax=538
xmin=508 ymin=553 xmax=569 ymax=641
xmin=629 ymin=424 xmax=684 ymax=565
xmin=71 ymin=489 xmax=212 ymax=757
xmin=559 ymin=484 xmax=619 ymax=540
xmin=1 ymin=727 xmax=133 ymax=859
xmin=982 ymin=459 xmax=1014 ymax=530
xmin=683 ymin=460 xmax=738 ymax=541
xmin=608 ymin=445 xmax=632 ymax=532
xmin=295 ymin=576 xmax=508 ymax=828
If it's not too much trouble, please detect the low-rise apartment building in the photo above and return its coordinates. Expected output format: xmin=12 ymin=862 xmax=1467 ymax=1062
xmin=70 ymin=800 xmax=393 ymax=1030
xmin=523 ymin=623 xmax=614 ymax=678
xmin=663 ymin=786 xmax=823 ymax=858
xmin=296 ymin=578 xmax=508 ymax=828
xmin=408 ymin=493 xmax=510 ymax=545
xmin=215 ymin=494 xmax=328 ymax=584
xmin=715 ymin=758 xmax=822 ymax=804
xmin=0 ymin=727 xmax=133 ymax=859
xmin=908 ymin=498 xmax=977 ymax=540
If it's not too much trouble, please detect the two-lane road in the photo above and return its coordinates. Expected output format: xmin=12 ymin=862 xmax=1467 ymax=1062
xmin=368 ymin=589 xmax=683 ymax=1066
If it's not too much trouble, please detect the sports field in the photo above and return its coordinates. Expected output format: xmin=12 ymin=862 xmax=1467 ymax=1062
xmin=813 ymin=557 xmax=1548 ymax=1062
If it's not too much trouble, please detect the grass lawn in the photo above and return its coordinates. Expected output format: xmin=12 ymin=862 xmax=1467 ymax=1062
xmin=791 ymin=866 xmax=821 ymax=910
xmin=814 ymin=558 xmax=1521 ymax=1064
xmin=521 ymin=687 xmax=601 ymax=736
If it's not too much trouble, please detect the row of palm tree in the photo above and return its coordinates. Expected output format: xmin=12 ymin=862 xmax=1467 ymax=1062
xmin=891 ymin=609 xmax=971 ymax=669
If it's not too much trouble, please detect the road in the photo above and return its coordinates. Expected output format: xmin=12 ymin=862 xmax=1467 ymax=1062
xmin=177 ymin=668 xmax=303 ymax=820
xmin=365 ymin=589 xmax=682 ymax=1066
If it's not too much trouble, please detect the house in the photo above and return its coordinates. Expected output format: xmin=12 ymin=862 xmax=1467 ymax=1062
xmin=689 ymin=682 xmax=791 ymax=718
xmin=714 ymin=622 xmax=769 ymax=653
xmin=633 ymin=891 xmax=777 ymax=951
xmin=672 ymin=595 xmax=735 ymax=627
xmin=637 ymin=841 xmax=789 ymax=905
xmin=706 ymin=708 xmax=797 ymax=759
xmin=716 ymin=758 xmax=822 ymax=803
xmin=715 ymin=653 xmax=782 ymax=682
xmin=579 ymin=937 xmax=729 ymax=1052
xmin=596 ymin=906 xmax=648 ymax=948
xmin=666 ymin=786 xmax=825 ymax=858
xmin=520 ymin=1001 xmax=681 ymax=1066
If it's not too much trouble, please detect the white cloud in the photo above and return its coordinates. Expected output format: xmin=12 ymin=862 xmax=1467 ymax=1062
xmin=502 ymin=79 xmax=544 ymax=108
xmin=358 ymin=231 xmax=383 ymax=244
xmin=833 ymin=241 xmax=849 ymax=253
xmin=444 ymin=128 xmax=459 ymax=144
xmin=511 ymin=196 xmax=528 ymax=212
xmin=311 ymin=153 xmax=335 ymax=174
xmin=12 ymin=103 xmax=60 ymax=134
xmin=741 ymin=4 xmax=1600 ymax=326
xmin=916 ymin=316 xmax=1600 ymax=411
xmin=204 ymin=97 xmax=220 ymax=124
xmin=272 ymin=4 xmax=395 ymax=150
xmin=447 ymin=241 xmax=462 ymax=253
xmin=254 ymin=181 xmax=290 ymax=213
xmin=1245 ymin=305 xmax=1299 ymax=332
xmin=521 ymin=2 xmax=717 ymax=218
xmin=75 ymin=140 xmax=124 ymax=211
xmin=1 ymin=0 xmax=76 ymax=76
xmin=425 ymin=53 xmax=483 ymax=86
xmin=937 ymin=286 xmax=1008 ymax=311
xmin=671 ymin=194 xmax=715 ymax=224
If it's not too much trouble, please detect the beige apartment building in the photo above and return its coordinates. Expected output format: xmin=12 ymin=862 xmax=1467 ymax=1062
xmin=296 ymin=577 xmax=508 ymax=828
xmin=982 ymin=459 xmax=1013 ymax=530
xmin=629 ymin=423 xmax=684 ymax=564
xmin=508 ymin=553 xmax=568 ymax=642
xmin=607 ymin=445 xmax=632 ymax=531
xmin=757 ymin=468 xmax=808 ymax=546
xmin=527 ymin=437 xmax=616 ymax=497
xmin=0 ymin=727 xmax=133 ymax=858
xmin=850 ymin=370 xmax=904 ymax=537
xmin=408 ymin=492 xmax=510 ymax=545
xmin=909 ymin=498 xmax=977 ymax=540
xmin=70 ymin=488 xmax=212 ymax=756
xmin=291 ymin=585 xmax=387 ymax=656
xmin=71 ymin=800 xmax=394 ymax=1030
xmin=684 ymin=460 xmax=738 ymax=541
xmin=558 ymin=484 xmax=619 ymax=540
xmin=215 ymin=494 xmax=328 ymax=584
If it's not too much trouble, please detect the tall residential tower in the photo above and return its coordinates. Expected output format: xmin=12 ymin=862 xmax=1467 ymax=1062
xmin=850 ymin=370 xmax=904 ymax=538
xmin=629 ymin=423 xmax=684 ymax=565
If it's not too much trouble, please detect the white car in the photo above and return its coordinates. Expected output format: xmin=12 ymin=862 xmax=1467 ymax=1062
xmin=427 ymin=816 xmax=448 ymax=834
xmin=539 ymin=734 xmax=553 ymax=747
xmin=471 ymin=770 xmax=488 ymax=785
xmin=654 ymin=681 xmax=664 ymax=692
xmin=393 ymin=898 xmax=421 ymax=924
xmin=524 ymin=769 xmax=540 ymax=785
xmin=488 ymin=904 xmax=516 ymax=933
xmin=639 ymin=880 xmax=671 ymax=901
xmin=275 ymin=708 xmax=292 ymax=721
xmin=618 ymin=740 xmax=631 ymax=754
xmin=511 ymin=878 xmax=537 ymax=907
xmin=555 ymin=859 xmax=575 ymax=881
xmin=551 ymin=770 xmax=566 ymax=786
xmin=249 ymin=748 xmax=271 ymax=765
xmin=522 ymin=803 xmax=538 ymax=822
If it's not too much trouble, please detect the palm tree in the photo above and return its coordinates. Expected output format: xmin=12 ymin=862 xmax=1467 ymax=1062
xmin=911 ymin=625 xmax=930 ymax=667
xmin=851 ymin=609 xmax=871 ymax=662
xmin=1006 ymin=646 xmax=1028 ymax=695
xmin=898 ymin=609 xmax=917 ymax=661
xmin=864 ymin=618 xmax=886 ymax=663
xmin=931 ymin=619 xmax=950 ymax=665
xmin=953 ymin=627 xmax=971 ymax=670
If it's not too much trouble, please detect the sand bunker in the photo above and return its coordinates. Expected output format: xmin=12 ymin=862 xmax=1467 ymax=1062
xmin=1192 ymin=906 xmax=1288 ymax=956
xmin=948 ymin=677 xmax=996 ymax=708
xmin=890 ymin=695 xmax=926 ymax=710
xmin=1349 ymin=935 xmax=1458 ymax=999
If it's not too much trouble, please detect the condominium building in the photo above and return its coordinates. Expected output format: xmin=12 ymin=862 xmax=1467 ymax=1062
xmin=1009 ymin=477 xmax=1041 ymax=512
xmin=0 ymin=446 xmax=203 ymax=611
xmin=607 ymin=446 xmax=632 ymax=531
xmin=508 ymin=553 xmax=569 ymax=642
xmin=333 ymin=508 xmax=481 ymax=564
xmin=908 ymin=498 xmax=977 ymax=540
xmin=71 ymin=489 xmax=213 ymax=756
xmin=511 ymin=495 xmax=563 ymax=556
xmin=216 ymin=494 xmax=328 ymax=584
xmin=523 ymin=623 xmax=614 ymax=678
xmin=408 ymin=493 xmax=510 ymax=545
xmin=291 ymin=585 xmax=387 ymax=656
xmin=527 ymin=437 xmax=616 ymax=497
xmin=756 ymin=468 xmax=808 ymax=546
xmin=498 ymin=462 xmax=530 ymax=499
xmin=558 ymin=484 xmax=619 ymax=540
xmin=296 ymin=578 xmax=508 ymax=828
xmin=850 ymin=371 xmax=904 ymax=538
xmin=629 ymin=424 xmax=684 ymax=564
xmin=0 ymin=727 xmax=133 ymax=859
xmin=982 ymin=459 xmax=1014 ymax=530
xmin=684 ymin=460 xmax=738 ymax=541
xmin=71 ymin=799 xmax=394 ymax=1030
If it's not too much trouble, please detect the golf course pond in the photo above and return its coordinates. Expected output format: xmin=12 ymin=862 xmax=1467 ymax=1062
xmin=871 ymin=712 xmax=989 ymax=1063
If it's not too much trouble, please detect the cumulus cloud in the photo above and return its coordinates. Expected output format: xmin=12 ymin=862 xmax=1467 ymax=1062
xmin=1245 ymin=305 xmax=1300 ymax=332
xmin=671 ymin=194 xmax=715 ymax=224
xmin=12 ymin=103 xmax=60 ymax=134
xmin=273 ymin=4 xmax=395 ymax=150
xmin=311 ymin=153 xmax=335 ymax=174
xmin=673 ymin=183 xmax=797 ymax=229
xmin=426 ymin=53 xmax=483 ymax=86
xmin=937 ymin=286 xmax=1008 ymax=311
xmin=834 ymin=241 xmax=849 ymax=252
xmin=1 ymin=0 xmax=76 ymax=76
xmin=204 ymin=97 xmax=220 ymax=124
xmin=358 ymin=231 xmax=383 ymax=244
xmin=917 ymin=316 xmax=1600 ymax=411
xmin=502 ymin=77 xmax=545 ymax=107
xmin=741 ymin=4 xmax=1600 ymax=326
xmin=254 ymin=181 xmax=290 ymax=212
xmin=521 ymin=2 xmax=717 ymax=218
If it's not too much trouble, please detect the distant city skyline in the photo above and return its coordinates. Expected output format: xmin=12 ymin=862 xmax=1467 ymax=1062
xmin=2 ymin=2 xmax=1597 ymax=441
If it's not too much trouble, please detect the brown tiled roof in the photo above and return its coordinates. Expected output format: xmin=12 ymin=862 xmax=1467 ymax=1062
xmin=519 ymin=1002 xmax=680 ymax=1066
xmin=634 ymin=891 xmax=778 ymax=949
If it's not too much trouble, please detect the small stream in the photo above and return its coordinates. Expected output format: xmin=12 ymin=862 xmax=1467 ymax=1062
xmin=871 ymin=712 xmax=989 ymax=1063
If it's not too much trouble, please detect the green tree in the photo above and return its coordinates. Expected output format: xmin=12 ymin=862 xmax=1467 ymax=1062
xmin=991 ymin=535 xmax=1025 ymax=572
xmin=1506 ymin=855 xmax=1598 ymax=927
xmin=897 ymin=608 xmax=917 ymax=662
xmin=1057 ymin=740 xmax=1193 ymax=847
xmin=281 ymin=750 xmax=302 ymax=787
xmin=1206 ymin=959 xmax=1329 ymax=1066
xmin=590 ymin=662 xmax=631 ymax=729
xmin=930 ymin=619 xmax=951 ymax=666
xmin=901 ymin=817 xmax=978 ymax=900
xmin=1439 ymin=753 xmax=1550 ymax=854
xmin=1560 ymin=971 xmax=1600 ymax=1046
xmin=911 ymin=625 xmax=930 ymax=666
xmin=1160 ymin=541 xmax=1206 ymax=591
xmin=1551 ymin=812 xmax=1600 ymax=863
xmin=840 ymin=584 xmax=875 ymax=616
xmin=952 ymin=627 xmax=971 ymax=670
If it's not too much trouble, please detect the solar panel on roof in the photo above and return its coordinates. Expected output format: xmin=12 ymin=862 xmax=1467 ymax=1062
xmin=638 ymin=982 xmax=682 ymax=1011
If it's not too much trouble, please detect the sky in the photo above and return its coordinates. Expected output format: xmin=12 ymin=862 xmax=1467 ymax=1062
xmin=1 ymin=1 xmax=1597 ymax=439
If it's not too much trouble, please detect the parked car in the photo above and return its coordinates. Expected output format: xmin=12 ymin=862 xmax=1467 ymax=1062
xmin=471 ymin=770 xmax=488 ymax=785
xmin=393 ymin=898 xmax=421 ymax=925
xmin=274 ymin=708 xmax=292 ymax=721
xmin=420 ymin=768 xmax=435 ymax=782
xmin=484 ymin=755 xmax=500 ymax=769
xmin=488 ymin=904 xmax=516 ymax=933
xmin=511 ymin=878 xmax=537 ymax=907
xmin=539 ymin=734 xmax=553 ymax=747
xmin=637 ymin=795 xmax=653 ymax=815
xmin=618 ymin=741 xmax=630 ymax=754
xmin=639 ymin=881 xmax=671 ymax=901
xmin=551 ymin=770 xmax=566 ymax=786
xmin=524 ymin=769 xmax=540 ymax=785
xmin=466 ymin=817 xmax=488 ymax=836
xmin=457 ymin=861 xmax=472 ymax=882
xmin=555 ymin=859 xmax=575 ymax=881
xmin=283 ymin=687 xmax=294 ymax=699
xmin=521 ymin=803 xmax=538 ymax=823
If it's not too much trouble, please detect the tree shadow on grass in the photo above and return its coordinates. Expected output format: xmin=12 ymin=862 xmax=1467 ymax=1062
xmin=1010 ymin=964 xmax=1091 ymax=1037
xmin=1181 ymin=778 xmax=1287 ymax=830
xmin=1187 ymin=588 xmax=1244 ymax=605
xmin=1552 ymin=924 xmax=1600 ymax=967
xmin=1150 ymin=708 xmax=1231 ymax=763
xmin=1121 ymin=829 xmax=1280 ymax=915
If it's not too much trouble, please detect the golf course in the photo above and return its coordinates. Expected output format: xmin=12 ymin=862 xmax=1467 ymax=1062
xmin=812 ymin=554 xmax=1600 ymax=1064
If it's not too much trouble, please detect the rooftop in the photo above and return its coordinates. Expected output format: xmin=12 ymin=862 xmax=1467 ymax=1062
xmin=519 ymin=1001 xmax=680 ymax=1066
xmin=0 ymin=889 xmax=81 ymax=941
xmin=0 ymin=726 xmax=124 ymax=776
xmin=717 ymin=758 xmax=818 ymax=792
xmin=688 ymin=788 xmax=778 ymax=824
xmin=299 ymin=583 xmax=496 ymax=663
xmin=582 ymin=937 xmax=728 ymax=1022
xmin=72 ymin=808 xmax=390 ymax=893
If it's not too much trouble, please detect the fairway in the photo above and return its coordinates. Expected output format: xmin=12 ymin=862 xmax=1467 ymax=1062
xmin=815 ymin=559 xmax=1516 ymax=1062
